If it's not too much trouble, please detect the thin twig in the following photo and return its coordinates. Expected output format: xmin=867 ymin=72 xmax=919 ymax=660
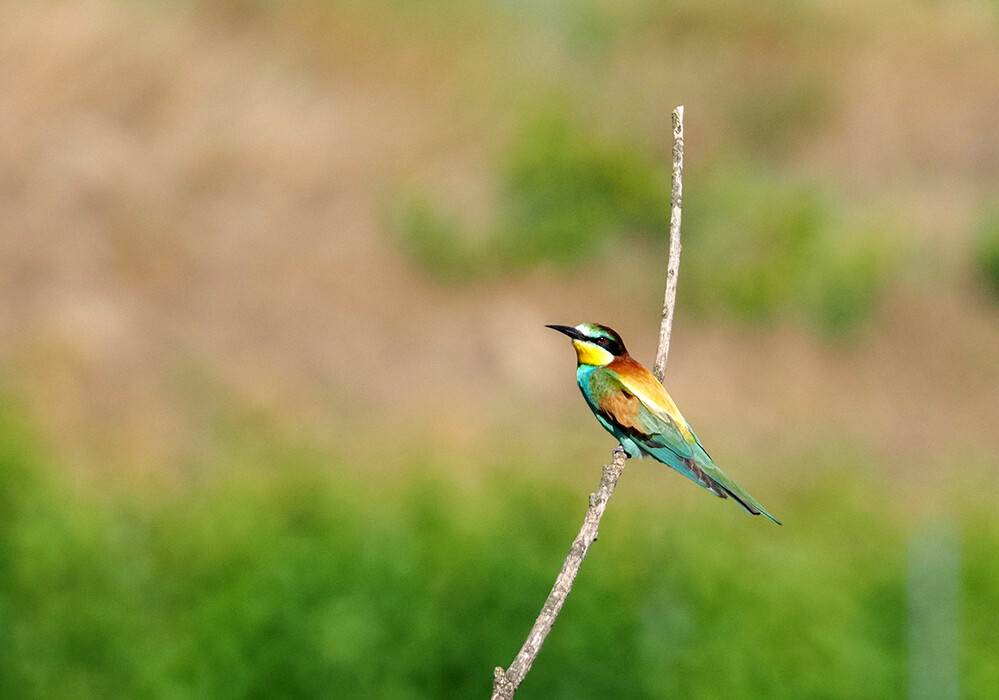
xmin=490 ymin=105 xmax=686 ymax=700
xmin=491 ymin=447 xmax=628 ymax=700
xmin=653 ymin=105 xmax=684 ymax=383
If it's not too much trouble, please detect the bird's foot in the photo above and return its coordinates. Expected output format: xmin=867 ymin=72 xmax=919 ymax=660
xmin=614 ymin=444 xmax=630 ymax=459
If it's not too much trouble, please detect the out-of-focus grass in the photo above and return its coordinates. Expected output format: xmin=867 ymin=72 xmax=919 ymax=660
xmin=2 ymin=410 xmax=997 ymax=699
xmin=973 ymin=203 xmax=999 ymax=301
xmin=963 ymin=511 xmax=999 ymax=698
xmin=683 ymin=165 xmax=896 ymax=336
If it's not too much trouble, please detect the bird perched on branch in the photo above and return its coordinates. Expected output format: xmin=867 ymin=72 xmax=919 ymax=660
xmin=547 ymin=322 xmax=780 ymax=524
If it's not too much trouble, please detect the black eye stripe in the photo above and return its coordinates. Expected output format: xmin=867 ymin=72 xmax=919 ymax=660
xmin=591 ymin=336 xmax=620 ymax=354
xmin=580 ymin=325 xmax=627 ymax=357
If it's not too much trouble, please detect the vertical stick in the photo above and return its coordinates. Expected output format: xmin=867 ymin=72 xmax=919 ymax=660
xmin=908 ymin=519 xmax=961 ymax=700
xmin=490 ymin=106 xmax=687 ymax=700
xmin=653 ymin=106 xmax=684 ymax=383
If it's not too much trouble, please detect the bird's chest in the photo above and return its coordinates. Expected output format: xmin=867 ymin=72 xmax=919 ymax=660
xmin=575 ymin=366 xmax=613 ymax=409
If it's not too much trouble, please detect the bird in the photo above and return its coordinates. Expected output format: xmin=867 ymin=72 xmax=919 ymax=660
xmin=547 ymin=322 xmax=780 ymax=524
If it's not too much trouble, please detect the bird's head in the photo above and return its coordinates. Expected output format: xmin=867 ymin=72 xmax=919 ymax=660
xmin=546 ymin=323 xmax=629 ymax=367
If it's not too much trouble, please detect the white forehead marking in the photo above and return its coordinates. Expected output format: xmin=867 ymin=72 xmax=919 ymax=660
xmin=575 ymin=322 xmax=599 ymax=336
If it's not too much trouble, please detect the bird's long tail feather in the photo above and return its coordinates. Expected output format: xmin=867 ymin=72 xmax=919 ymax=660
xmin=712 ymin=479 xmax=782 ymax=525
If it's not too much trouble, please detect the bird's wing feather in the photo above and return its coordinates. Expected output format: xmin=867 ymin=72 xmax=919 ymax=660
xmin=587 ymin=361 xmax=781 ymax=524
xmin=596 ymin=387 xmax=692 ymax=459
xmin=601 ymin=366 xmax=781 ymax=524
xmin=592 ymin=369 xmax=730 ymax=498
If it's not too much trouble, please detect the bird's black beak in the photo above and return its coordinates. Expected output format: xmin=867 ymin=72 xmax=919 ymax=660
xmin=546 ymin=324 xmax=586 ymax=340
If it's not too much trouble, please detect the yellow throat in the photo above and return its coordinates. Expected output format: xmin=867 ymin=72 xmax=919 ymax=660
xmin=571 ymin=339 xmax=615 ymax=367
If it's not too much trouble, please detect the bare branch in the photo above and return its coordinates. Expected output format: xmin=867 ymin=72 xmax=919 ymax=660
xmin=653 ymin=105 xmax=684 ymax=383
xmin=491 ymin=105 xmax=686 ymax=700
xmin=491 ymin=447 xmax=628 ymax=700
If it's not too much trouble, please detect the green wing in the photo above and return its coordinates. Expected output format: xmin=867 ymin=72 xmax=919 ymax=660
xmin=598 ymin=370 xmax=781 ymax=525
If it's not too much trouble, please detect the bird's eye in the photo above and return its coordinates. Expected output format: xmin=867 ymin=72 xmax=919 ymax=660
xmin=596 ymin=337 xmax=609 ymax=346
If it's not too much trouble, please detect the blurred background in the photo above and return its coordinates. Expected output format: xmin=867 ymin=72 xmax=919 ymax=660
xmin=1 ymin=0 xmax=998 ymax=697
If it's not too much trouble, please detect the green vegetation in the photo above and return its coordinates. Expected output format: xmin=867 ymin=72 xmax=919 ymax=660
xmin=392 ymin=105 xmax=669 ymax=280
xmin=393 ymin=196 xmax=477 ymax=283
xmin=3 ymin=0 xmax=997 ymax=697
xmin=2 ymin=412 xmax=996 ymax=699
xmin=496 ymin=105 xmax=669 ymax=266
xmin=973 ymin=204 xmax=999 ymax=301
xmin=683 ymin=166 xmax=895 ymax=335
xmin=393 ymin=106 xmax=895 ymax=337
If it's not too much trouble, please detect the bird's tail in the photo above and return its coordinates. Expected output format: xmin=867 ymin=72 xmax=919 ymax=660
xmin=644 ymin=441 xmax=782 ymax=525
xmin=712 ymin=478 xmax=782 ymax=526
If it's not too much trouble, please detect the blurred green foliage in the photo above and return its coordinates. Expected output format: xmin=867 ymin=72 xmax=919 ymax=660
xmin=973 ymin=204 xmax=999 ymax=301
xmin=681 ymin=166 xmax=894 ymax=335
xmin=962 ymin=512 xmax=999 ymax=697
xmin=393 ymin=196 xmax=477 ymax=283
xmin=729 ymin=76 xmax=832 ymax=160
xmin=496 ymin=105 xmax=670 ymax=265
xmin=394 ymin=106 xmax=895 ymax=337
xmin=2 ymin=411 xmax=997 ymax=698
xmin=392 ymin=104 xmax=669 ymax=279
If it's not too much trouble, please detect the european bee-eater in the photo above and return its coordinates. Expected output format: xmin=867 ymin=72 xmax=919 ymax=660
xmin=548 ymin=322 xmax=780 ymax=524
